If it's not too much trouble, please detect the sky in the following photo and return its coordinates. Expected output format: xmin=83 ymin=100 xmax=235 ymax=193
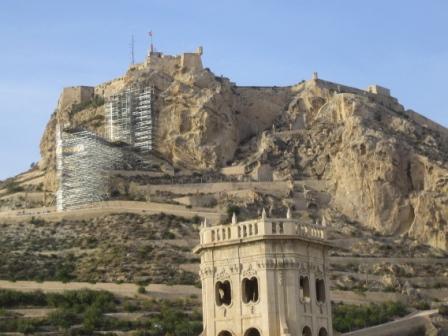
xmin=0 ymin=0 xmax=447 ymax=180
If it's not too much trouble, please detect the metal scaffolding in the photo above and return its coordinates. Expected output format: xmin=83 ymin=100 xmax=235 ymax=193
xmin=55 ymin=85 xmax=156 ymax=211
xmin=106 ymin=86 xmax=154 ymax=154
xmin=56 ymin=126 xmax=129 ymax=211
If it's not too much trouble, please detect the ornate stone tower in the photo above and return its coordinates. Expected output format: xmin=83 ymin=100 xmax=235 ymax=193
xmin=194 ymin=210 xmax=332 ymax=336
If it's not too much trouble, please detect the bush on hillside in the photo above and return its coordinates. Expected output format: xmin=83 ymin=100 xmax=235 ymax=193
xmin=332 ymin=301 xmax=408 ymax=333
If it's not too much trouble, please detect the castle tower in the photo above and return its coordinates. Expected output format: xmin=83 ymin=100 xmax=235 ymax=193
xmin=194 ymin=211 xmax=332 ymax=336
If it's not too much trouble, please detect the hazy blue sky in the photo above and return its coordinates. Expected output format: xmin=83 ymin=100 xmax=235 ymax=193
xmin=0 ymin=0 xmax=447 ymax=179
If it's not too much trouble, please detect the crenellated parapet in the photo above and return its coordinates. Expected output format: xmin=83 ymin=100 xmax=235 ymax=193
xmin=144 ymin=46 xmax=203 ymax=72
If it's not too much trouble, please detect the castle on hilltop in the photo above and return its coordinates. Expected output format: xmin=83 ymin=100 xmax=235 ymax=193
xmin=54 ymin=47 xmax=208 ymax=211
xmin=53 ymin=46 xmax=402 ymax=213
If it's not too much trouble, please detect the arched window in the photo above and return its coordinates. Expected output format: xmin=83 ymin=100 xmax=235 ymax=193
xmin=242 ymin=277 xmax=259 ymax=303
xmin=272 ymin=222 xmax=277 ymax=234
xmin=302 ymin=326 xmax=312 ymax=336
xmin=318 ymin=328 xmax=328 ymax=336
xmin=227 ymin=227 xmax=231 ymax=239
xmin=244 ymin=328 xmax=261 ymax=336
xmin=316 ymin=279 xmax=326 ymax=303
xmin=215 ymin=281 xmax=232 ymax=306
xmin=299 ymin=276 xmax=310 ymax=301
xmin=243 ymin=226 xmax=247 ymax=237
xmin=218 ymin=331 xmax=233 ymax=336
xmin=211 ymin=230 xmax=215 ymax=242
xmin=279 ymin=222 xmax=284 ymax=233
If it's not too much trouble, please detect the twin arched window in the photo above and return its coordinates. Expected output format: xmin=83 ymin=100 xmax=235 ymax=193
xmin=299 ymin=276 xmax=326 ymax=303
xmin=215 ymin=277 xmax=259 ymax=306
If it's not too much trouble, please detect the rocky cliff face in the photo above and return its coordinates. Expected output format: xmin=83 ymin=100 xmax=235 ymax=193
xmin=37 ymin=51 xmax=447 ymax=250
xmin=39 ymin=52 xmax=292 ymax=194
xmin=246 ymin=79 xmax=448 ymax=249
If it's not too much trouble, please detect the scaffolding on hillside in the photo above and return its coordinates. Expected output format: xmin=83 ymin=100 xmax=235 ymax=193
xmin=55 ymin=126 xmax=127 ymax=211
xmin=106 ymin=86 xmax=154 ymax=154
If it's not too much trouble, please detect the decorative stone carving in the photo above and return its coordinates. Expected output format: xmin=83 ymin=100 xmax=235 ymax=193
xmin=298 ymin=262 xmax=309 ymax=273
xmin=216 ymin=268 xmax=231 ymax=280
xmin=199 ymin=265 xmax=214 ymax=278
xmin=257 ymin=258 xmax=276 ymax=269
xmin=229 ymin=263 xmax=241 ymax=274
xmin=242 ymin=264 xmax=257 ymax=278
xmin=310 ymin=264 xmax=324 ymax=278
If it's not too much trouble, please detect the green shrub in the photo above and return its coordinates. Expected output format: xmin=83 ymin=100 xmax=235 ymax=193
xmin=413 ymin=300 xmax=430 ymax=310
xmin=162 ymin=231 xmax=176 ymax=239
xmin=145 ymin=306 xmax=202 ymax=336
xmin=0 ymin=289 xmax=123 ymax=333
xmin=82 ymin=305 xmax=104 ymax=332
xmin=0 ymin=289 xmax=47 ymax=307
xmin=124 ymin=301 xmax=140 ymax=312
xmin=4 ymin=181 xmax=24 ymax=194
xmin=54 ymin=259 xmax=76 ymax=282
xmin=30 ymin=216 xmax=46 ymax=226
xmin=138 ymin=286 xmax=147 ymax=294
xmin=226 ymin=204 xmax=240 ymax=222
xmin=440 ymin=304 xmax=448 ymax=317
xmin=47 ymin=308 xmax=79 ymax=329
xmin=332 ymin=301 xmax=408 ymax=333
xmin=71 ymin=95 xmax=105 ymax=114
xmin=47 ymin=289 xmax=116 ymax=313
xmin=16 ymin=319 xmax=39 ymax=334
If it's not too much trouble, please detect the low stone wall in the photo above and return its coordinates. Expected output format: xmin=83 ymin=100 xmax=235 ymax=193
xmin=135 ymin=180 xmax=291 ymax=195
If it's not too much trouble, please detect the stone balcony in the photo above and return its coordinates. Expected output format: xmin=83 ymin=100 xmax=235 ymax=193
xmin=199 ymin=211 xmax=327 ymax=246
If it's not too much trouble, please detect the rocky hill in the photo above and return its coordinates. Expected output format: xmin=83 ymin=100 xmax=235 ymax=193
xmin=1 ymin=48 xmax=448 ymax=335
xmin=32 ymin=48 xmax=448 ymax=251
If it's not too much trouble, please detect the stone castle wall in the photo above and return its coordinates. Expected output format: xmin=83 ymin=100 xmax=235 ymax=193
xmin=57 ymin=86 xmax=95 ymax=112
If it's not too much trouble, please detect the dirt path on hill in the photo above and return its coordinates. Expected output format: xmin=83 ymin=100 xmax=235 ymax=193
xmin=0 ymin=200 xmax=222 ymax=223
xmin=0 ymin=280 xmax=418 ymax=305
xmin=0 ymin=280 xmax=201 ymax=300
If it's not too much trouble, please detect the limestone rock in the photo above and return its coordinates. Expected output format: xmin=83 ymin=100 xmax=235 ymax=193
xmin=34 ymin=52 xmax=448 ymax=250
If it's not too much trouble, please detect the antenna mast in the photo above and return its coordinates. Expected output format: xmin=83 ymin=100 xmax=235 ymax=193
xmin=148 ymin=31 xmax=154 ymax=54
xmin=130 ymin=34 xmax=135 ymax=65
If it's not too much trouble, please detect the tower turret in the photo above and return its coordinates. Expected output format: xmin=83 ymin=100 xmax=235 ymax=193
xmin=194 ymin=211 xmax=333 ymax=336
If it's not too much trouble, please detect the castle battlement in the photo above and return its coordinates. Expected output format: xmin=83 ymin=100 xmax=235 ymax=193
xmin=144 ymin=46 xmax=203 ymax=72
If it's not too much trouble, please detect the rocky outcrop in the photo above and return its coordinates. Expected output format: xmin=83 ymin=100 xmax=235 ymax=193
xmin=39 ymin=51 xmax=292 ymax=198
xmin=35 ymin=51 xmax=447 ymax=249
xmin=270 ymin=79 xmax=448 ymax=250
